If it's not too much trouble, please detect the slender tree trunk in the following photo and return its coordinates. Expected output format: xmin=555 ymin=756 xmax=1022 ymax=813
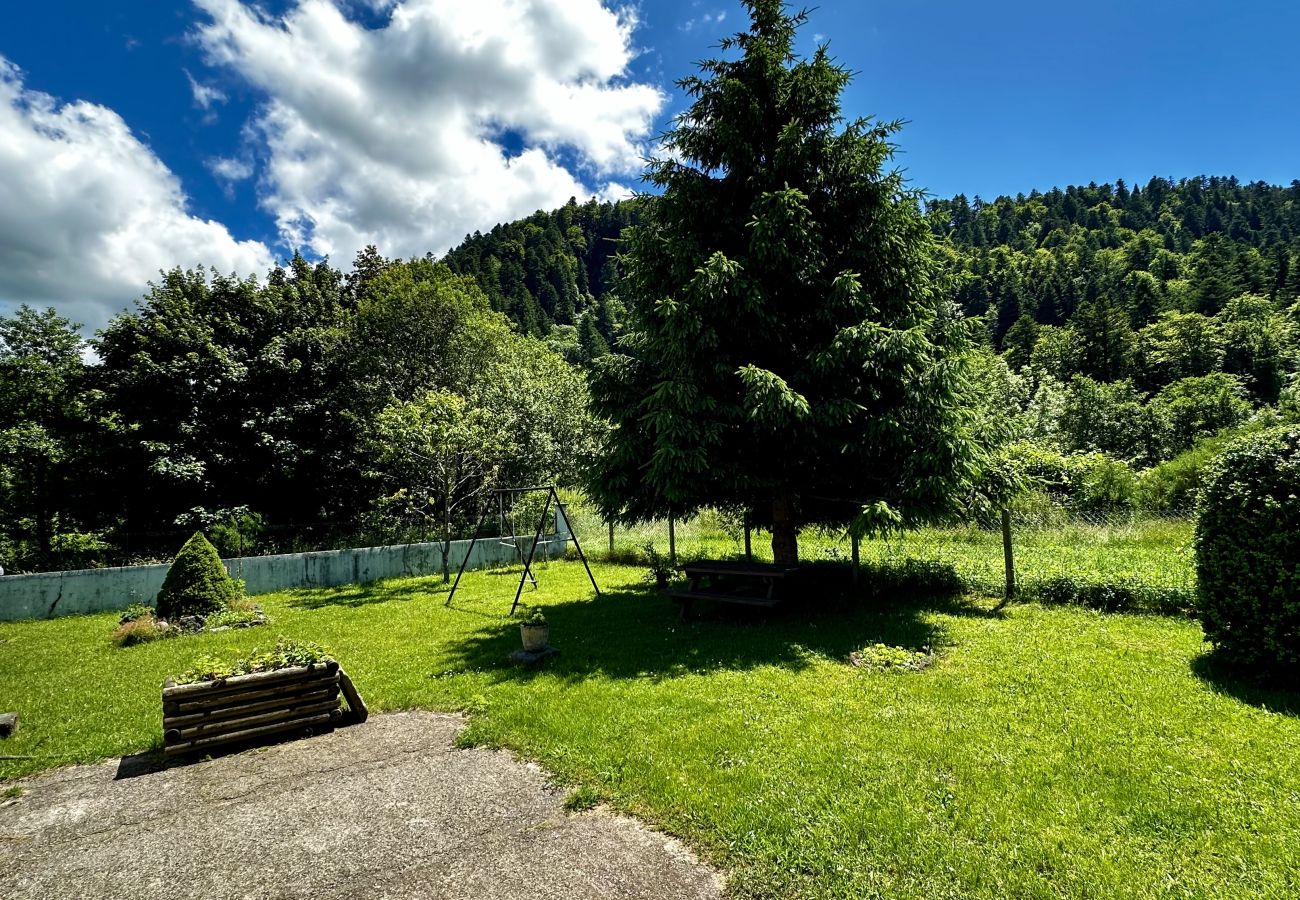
xmin=770 ymin=493 xmax=799 ymax=565
xmin=442 ymin=496 xmax=452 ymax=583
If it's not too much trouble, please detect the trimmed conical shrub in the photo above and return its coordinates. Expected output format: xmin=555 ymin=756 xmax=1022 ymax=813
xmin=156 ymin=532 xmax=240 ymax=621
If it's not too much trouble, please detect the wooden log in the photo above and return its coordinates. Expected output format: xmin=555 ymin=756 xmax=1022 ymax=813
xmin=162 ymin=661 xmax=339 ymax=700
xmin=164 ymin=686 xmax=339 ymax=729
xmin=165 ymin=697 xmax=341 ymax=743
xmin=164 ymin=673 xmax=339 ymax=714
xmin=338 ymin=670 xmax=368 ymax=723
xmin=164 ymin=708 xmax=342 ymax=757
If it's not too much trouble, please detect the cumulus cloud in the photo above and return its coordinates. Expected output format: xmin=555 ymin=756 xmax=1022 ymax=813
xmin=0 ymin=58 xmax=274 ymax=332
xmin=192 ymin=0 xmax=665 ymax=260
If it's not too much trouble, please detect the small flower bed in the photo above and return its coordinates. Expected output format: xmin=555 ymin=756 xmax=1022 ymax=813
xmin=175 ymin=637 xmax=333 ymax=685
xmin=849 ymin=643 xmax=936 ymax=673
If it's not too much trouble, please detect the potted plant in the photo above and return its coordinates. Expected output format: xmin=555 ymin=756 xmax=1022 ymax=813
xmin=520 ymin=608 xmax=549 ymax=652
xmin=644 ymin=543 xmax=673 ymax=590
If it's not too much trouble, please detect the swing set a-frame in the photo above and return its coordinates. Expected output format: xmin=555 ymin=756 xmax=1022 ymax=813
xmin=444 ymin=485 xmax=600 ymax=615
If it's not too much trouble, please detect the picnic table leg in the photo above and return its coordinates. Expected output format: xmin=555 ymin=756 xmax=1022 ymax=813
xmin=680 ymin=573 xmax=701 ymax=621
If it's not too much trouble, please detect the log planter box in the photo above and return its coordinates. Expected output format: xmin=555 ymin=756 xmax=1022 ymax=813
xmin=162 ymin=660 xmax=368 ymax=758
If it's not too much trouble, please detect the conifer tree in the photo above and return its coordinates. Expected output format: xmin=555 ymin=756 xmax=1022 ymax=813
xmin=586 ymin=0 xmax=981 ymax=563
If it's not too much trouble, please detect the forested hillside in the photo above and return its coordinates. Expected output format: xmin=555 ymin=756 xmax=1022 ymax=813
xmin=440 ymin=175 xmax=1300 ymax=513
xmin=444 ymin=178 xmax=1300 ymax=371
xmin=443 ymin=197 xmax=639 ymax=364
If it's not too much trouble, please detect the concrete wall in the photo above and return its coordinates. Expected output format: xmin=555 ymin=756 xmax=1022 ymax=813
xmin=0 ymin=507 xmax=573 ymax=622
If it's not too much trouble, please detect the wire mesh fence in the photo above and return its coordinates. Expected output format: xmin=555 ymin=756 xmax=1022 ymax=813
xmin=560 ymin=491 xmax=1197 ymax=609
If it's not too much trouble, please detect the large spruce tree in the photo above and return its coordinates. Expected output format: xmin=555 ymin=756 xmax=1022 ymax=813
xmin=587 ymin=0 xmax=981 ymax=563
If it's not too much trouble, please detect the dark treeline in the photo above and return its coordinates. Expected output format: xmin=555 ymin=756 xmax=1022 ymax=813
xmin=0 ymin=253 xmax=592 ymax=572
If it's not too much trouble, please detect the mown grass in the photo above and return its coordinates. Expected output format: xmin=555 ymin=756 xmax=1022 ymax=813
xmin=3 ymin=560 xmax=1298 ymax=899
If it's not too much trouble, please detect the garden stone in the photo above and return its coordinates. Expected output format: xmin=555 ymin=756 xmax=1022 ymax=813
xmin=0 ymin=712 xmax=16 ymax=737
xmin=509 ymin=646 xmax=559 ymax=667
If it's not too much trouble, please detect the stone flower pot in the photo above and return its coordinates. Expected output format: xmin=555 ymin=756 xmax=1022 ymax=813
xmin=520 ymin=622 xmax=550 ymax=652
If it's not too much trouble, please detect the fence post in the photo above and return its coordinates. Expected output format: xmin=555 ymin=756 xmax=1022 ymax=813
xmin=744 ymin=513 xmax=753 ymax=562
xmin=1000 ymin=507 xmax=1016 ymax=606
xmin=668 ymin=517 xmax=677 ymax=566
xmin=851 ymin=533 xmax=860 ymax=586
xmin=608 ymin=521 xmax=614 ymax=555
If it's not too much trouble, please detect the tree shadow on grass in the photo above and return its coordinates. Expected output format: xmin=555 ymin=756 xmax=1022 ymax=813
xmin=438 ymin=566 xmax=993 ymax=686
xmin=283 ymin=576 xmax=451 ymax=610
xmin=1190 ymin=651 xmax=1300 ymax=716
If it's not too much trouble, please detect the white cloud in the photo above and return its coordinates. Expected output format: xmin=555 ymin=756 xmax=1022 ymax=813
xmin=680 ymin=10 xmax=726 ymax=33
xmin=0 ymin=58 xmax=275 ymax=332
xmin=193 ymin=0 xmax=665 ymax=260
xmin=185 ymin=69 xmax=228 ymax=109
xmin=208 ymin=155 xmax=254 ymax=182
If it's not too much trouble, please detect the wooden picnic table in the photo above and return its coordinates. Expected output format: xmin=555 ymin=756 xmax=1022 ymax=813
xmin=670 ymin=560 xmax=799 ymax=618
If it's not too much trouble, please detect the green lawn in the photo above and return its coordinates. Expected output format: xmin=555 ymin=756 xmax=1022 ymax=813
xmin=3 ymin=560 xmax=1298 ymax=899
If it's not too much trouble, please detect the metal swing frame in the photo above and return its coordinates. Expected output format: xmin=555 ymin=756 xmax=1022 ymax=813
xmin=445 ymin=485 xmax=601 ymax=615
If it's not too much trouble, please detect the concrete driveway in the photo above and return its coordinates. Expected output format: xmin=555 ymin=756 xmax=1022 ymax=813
xmin=0 ymin=711 xmax=724 ymax=900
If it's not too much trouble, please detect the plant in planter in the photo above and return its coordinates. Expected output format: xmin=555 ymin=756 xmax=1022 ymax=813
xmin=162 ymin=637 xmax=367 ymax=758
xmin=520 ymin=608 xmax=550 ymax=652
xmin=643 ymin=543 xmax=674 ymax=590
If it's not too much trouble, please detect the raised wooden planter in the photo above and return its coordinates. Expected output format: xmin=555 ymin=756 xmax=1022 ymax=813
xmin=162 ymin=660 xmax=367 ymax=758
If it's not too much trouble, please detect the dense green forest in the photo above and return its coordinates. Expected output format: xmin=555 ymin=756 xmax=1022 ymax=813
xmin=2 ymin=176 xmax=1298 ymax=572
xmin=0 ymin=254 xmax=594 ymax=571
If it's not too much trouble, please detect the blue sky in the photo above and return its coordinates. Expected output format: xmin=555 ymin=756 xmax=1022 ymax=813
xmin=2 ymin=1 xmax=1298 ymax=329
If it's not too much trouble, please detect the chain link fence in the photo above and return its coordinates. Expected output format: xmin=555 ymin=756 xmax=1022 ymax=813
xmin=560 ymin=491 xmax=1197 ymax=613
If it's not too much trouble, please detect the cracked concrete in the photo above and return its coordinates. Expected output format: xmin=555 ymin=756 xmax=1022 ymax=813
xmin=0 ymin=711 xmax=724 ymax=900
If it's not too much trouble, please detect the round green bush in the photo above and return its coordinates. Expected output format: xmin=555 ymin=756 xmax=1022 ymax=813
xmin=1194 ymin=426 xmax=1300 ymax=667
xmin=155 ymin=532 xmax=240 ymax=621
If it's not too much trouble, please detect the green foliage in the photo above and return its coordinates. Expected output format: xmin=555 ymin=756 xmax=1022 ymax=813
xmin=1059 ymin=376 xmax=1154 ymax=461
xmin=1007 ymin=443 xmax=1138 ymax=512
xmin=849 ymin=643 xmax=936 ymax=673
xmin=588 ymin=2 xmax=981 ymax=562
xmin=155 ymin=532 xmax=240 ymax=621
xmin=1072 ymin=454 xmax=1140 ymax=512
xmin=203 ymin=606 xmax=268 ymax=629
xmin=206 ymin=509 xmax=265 ymax=559
xmin=642 ymin=542 xmax=674 ymax=586
xmin=119 ymin=603 xmax=154 ymax=625
xmin=0 ymin=305 xmax=110 ymax=572
xmin=563 ymin=785 xmax=604 ymax=812
xmin=1135 ymin=311 xmax=1224 ymax=390
xmin=522 ymin=608 xmax=547 ymax=626
xmin=1147 ymin=373 xmax=1253 ymax=455
xmin=859 ymin=558 xmax=966 ymax=599
xmin=1136 ymin=433 xmax=1234 ymax=512
xmin=175 ymin=636 xmax=332 ymax=684
xmin=1023 ymin=575 xmax=1192 ymax=616
xmin=1194 ymin=426 xmax=1300 ymax=667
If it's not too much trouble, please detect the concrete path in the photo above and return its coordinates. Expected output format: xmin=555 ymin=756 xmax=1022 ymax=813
xmin=0 ymin=711 xmax=724 ymax=900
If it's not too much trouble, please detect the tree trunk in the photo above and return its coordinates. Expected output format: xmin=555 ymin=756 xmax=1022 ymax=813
xmin=770 ymin=493 xmax=799 ymax=565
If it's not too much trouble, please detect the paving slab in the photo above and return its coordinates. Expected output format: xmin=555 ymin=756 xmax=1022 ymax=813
xmin=0 ymin=711 xmax=724 ymax=900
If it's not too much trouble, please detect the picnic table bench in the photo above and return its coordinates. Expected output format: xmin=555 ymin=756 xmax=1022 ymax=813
xmin=670 ymin=560 xmax=799 ymax=618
